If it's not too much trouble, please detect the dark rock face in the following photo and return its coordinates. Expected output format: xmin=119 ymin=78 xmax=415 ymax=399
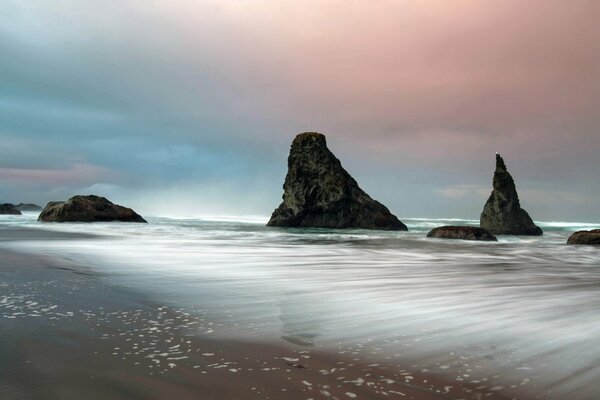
xmin=38 ymin=195 xmax=147 ymax=223
xmin=427 ymin=226 xmax=497 ymax=241
xmin=480 ymin=154 xmax=542 ymax=236
xmin=567 ymin=229 xmax=600 ymax=245
xmin=267 ymin=132 xmax=407 ymax=230
xmin=15 ymin=203 xmax=43 ymax=212
xmin=0 ymin=203 xmax=22 ymax=215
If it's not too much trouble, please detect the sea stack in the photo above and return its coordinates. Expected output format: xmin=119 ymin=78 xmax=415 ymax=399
xmin=267 ymin=132 xmax=407 ymax=230
xmin=0 ymin=203 xmax=22 ymax=215
xmin=480 ymin=154 xmax=542 ymax=235
xmin=38 ymin=195 xmax=147 ymax=223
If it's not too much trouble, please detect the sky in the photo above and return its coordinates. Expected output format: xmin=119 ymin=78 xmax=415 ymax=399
xmin=1 ymin=0 xmax=599 ymax=221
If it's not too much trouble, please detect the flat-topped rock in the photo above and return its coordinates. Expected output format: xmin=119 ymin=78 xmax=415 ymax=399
xmin=267 ymin=132 xmax=407 ymax=230
xmin=427 ymin=226 xmax=497 ymax=241
xmin=38 ymin=195 xmax=147 ymax=223
xmin=15 ymin=203 xmax=43 ymax=212
xmin=0 ymin=203 xmax=22 ymax=215
xmin=480 ymin=154 xmax=542 ymax=236
xmin=567 ymin=229 xmax=600 ymax=245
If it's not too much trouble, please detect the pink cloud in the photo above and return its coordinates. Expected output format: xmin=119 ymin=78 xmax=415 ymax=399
xmin=0 ymin=163 xmax=116 ymax=185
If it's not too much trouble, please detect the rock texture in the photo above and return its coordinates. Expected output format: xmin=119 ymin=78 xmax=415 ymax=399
xmin=15 ymin=203 xmax=42 ymax=212
xmin=567 ymin=229 xmax=600 ymax=245
xmin=267 ymin=132 xmax=407 ymax=230
xmin=427 ymin=226 xmax=497 ymax=241
xmin=38 ymin=195 xmax=147 ymax=223
xmin=0 ymin=203 xmax=22 ymax=215
xmin=480 ymin=154 xmax=542 ymax=236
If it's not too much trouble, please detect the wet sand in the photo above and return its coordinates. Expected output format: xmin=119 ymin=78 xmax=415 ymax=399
xmin=0 ymin=230 xmax=537 ymax=399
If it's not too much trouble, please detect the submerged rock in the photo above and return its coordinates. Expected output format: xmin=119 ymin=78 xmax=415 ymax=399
xmin=427 ymin=226 xmax=497 ymax=241
xmin=0 ymin=203 xmax=22 ymax=215
xmin=15 ymin=203 xmax=43 ymax=212
xmin=38 ymin=195 xmax=147 ymax=223
xmin=567 ymin=229 xmax=600 ymax=245
xmin=480 ymin=154 xmax=542 ymax=236
xmin=267 ymin=132 xmax=407 ymax=230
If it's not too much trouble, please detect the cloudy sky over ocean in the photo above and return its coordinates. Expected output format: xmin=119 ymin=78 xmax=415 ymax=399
xmin=1 ymin=1 xmax=598 ymax=220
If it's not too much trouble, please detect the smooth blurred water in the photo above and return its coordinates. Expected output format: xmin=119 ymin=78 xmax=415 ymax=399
xmin=1 ymin=212 xmax=600 ymax=398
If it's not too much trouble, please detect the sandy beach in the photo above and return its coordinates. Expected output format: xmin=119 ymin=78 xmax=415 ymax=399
xmin=0 ymin=227 xmax=541 ymax=400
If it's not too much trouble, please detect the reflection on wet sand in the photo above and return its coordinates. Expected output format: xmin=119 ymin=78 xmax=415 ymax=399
xmin=279 ymin=291 xmax=322 ymax=347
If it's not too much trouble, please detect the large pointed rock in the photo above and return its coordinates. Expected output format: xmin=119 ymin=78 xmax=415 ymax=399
xmin=267 ymin=132 xmax=407 ymax=230
xmin=480 ymin=154 xmax=542 ymax=235
xmin=39 ymin=195 xmax=147 ymax=223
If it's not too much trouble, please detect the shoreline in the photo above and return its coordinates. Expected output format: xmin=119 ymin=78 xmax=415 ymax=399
xmin=0 ymin=245 xmax=534 ymax=400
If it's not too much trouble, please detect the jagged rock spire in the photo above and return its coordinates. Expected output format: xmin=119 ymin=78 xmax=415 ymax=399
xmin=495 ymin=153 xmax=507 ymax=171
xmin=480 ymin=154 xmax=542 ymax=235
xmin=267 ymin=132 xmax=407 ymax=230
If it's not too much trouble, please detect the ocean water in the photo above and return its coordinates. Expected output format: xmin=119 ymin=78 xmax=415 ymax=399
xmin=1 ymin=213 xmax=600 ymax=398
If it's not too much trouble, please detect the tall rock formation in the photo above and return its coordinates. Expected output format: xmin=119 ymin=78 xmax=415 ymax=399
xmin=267 ymin=132 xmax=407 ymax=230
xmin=39 ymin=195 xmax=147 ymax=223
xmin=480 ymin=154 xmax=542 ymax=235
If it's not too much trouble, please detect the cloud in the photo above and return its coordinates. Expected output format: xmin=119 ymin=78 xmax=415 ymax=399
xmin=520 ymin=189 xmax=591 ymax=206
xmin=437 ymin=185 xmax=490 ymax=199
xmin=0 ymin=1 xmax=598 ymax=220
xmin=0 ymin=163 xmax=116 ymax=185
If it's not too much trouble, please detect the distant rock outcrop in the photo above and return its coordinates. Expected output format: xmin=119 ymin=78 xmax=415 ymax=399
xmin=267 ymin=132 xmax=407 ymax=230
xmin=0 ymin=203 xmax=22 ymax=215
xmin=480 ymin=154 xmax=542 ymax=236
xmin=38 ymin=195 xmax=147 ymax=223
xmin=427 ymin=226 xmax=497 ymax=241
xmin=567 ymin=229 xmax=600 ymax=245
xmin=15 ymin=203 xmax=43 ymax=212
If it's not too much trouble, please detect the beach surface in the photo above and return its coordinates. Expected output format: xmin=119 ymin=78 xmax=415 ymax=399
xmin=1 ymin=240 xmax=513 ymax=400
xmin=2 ymin=216 xmax=599 ymax=399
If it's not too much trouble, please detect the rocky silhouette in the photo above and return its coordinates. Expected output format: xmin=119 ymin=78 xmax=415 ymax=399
xmin=427 ymin=226 xmax=497 ymax=241
xmin=267 ymin=132 xmax=407 ymax=230
xmin=39 ymin=195 xmax=147 ymax=223
xmin=0 ymin=203 xmax=22 ymax=215
xmin=15 ymin=203 xmax=43 ymax=212
xmin=567 ymin=229 xmax=600 ymax=245
xmin=480 ymin=154 xmax=542 ymax=235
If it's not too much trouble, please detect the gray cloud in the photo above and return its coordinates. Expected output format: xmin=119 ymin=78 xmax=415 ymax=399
xmin=0 ymin=1 xmax=598 ymax=221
